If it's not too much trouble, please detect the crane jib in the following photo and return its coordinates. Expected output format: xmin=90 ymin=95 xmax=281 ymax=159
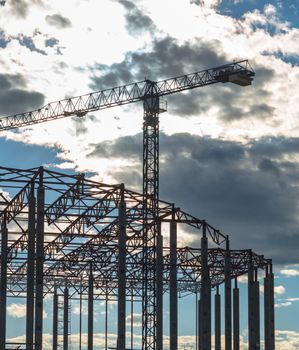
xmin=0 ymin=59 xmax=254 ymax=131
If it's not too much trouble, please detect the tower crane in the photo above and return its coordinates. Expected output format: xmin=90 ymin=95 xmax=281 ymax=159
xmin=0 ymin=59 xmax=254 ymax=350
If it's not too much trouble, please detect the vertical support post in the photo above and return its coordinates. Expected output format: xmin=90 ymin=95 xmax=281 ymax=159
xmin=195 ymin=292 xmax=198 ymax=350
xmin=198 ymin=299 xmax=201 ymax=350
xmin=35 ymin=167 xmax=45 ymax=350
xmin=248 ymin=252 xmax=255 ymax=350
xmin=233 ymin=278 xmax=239 ymax=350
xmin=269 ymin=264 xmax=275 ymax=350
xmin=170 ymin=215 xmax=178 ymax=350
xmin=200 ymin=221 xmax=211 ymax=350
xmin=0 ymin=215 xmax=8 ymax=350
xmin=225 ymin=237 xmax=232 ymax=350
xmin=79 ymin=284 xmax=82 ymax=350
xmin=53 ymin=289 xmax=58 ymax=350
xmin=156 ymin=221 xmax=163 ymax=350
xmin=27 ymin=182 xmax=35 ymax=350
xmin=88 ymin=264 xmax=94 ymax=350
xmin=118 ymin=184 xmax=126 ymax=350
xmin=215 ymin=286 xmax=221 ymax=350
xmin=105 ymin=286 xmax=108 ymax=350
xmin=63 ymin=286 xmax=69 ymax=350
xmin=253 ymin=269 xmax=260 ymax=349
xmin=131 ymin=292 xmax=134 ymax=350
xmin=264 ymin=266 xmax=270 ymax=350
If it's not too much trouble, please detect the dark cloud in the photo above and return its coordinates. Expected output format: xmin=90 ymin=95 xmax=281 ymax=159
xmin=118 ymin=0 xmax=156 ymax=36
xmin=90 ymin=36 xmax=227 ymax=89
xmin=0 ymin=29 xmax=10 ymax=48
xmin=89 ymin=36 xmax=276 ymax=122
xmin=9 ymin=0 xmax=43 ymax=19
xmin=87 ymin=133 xmax=299 ymax=265
xmin=46 ymin=14 xmax=72 ymax=29
xmin=0 ymin=74 xmax=44 ymax=115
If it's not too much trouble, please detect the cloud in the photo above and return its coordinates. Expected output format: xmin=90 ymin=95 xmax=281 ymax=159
xmin=87 ymin=133 xmax=299 ymax=264
xmin=274 ymin=285 xmax=286 ymax=296
xmin=118 ymin=0 xmax=156 ymax=36
xmin=9 ymin=0 xmax=43 ymax=19
xmin=280 ymin=269 xmax=299 ymax=277
xmin=46 ymin=14 xmax=72 ymax=29
xmin=0 ymin=73 xmax=44 ymax=115
xmin=7 ymin=303 xmax=26 ymax=318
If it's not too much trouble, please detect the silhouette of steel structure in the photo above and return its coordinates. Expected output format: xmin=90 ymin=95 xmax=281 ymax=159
xmin=0 ymin=166 xmax=274 ymax=350
xmin=0 ymin=60 xmax=275 ymax=350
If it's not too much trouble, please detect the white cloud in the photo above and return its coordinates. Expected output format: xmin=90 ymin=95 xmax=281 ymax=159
xmin=280 ymin=269 xmax=299 ymax=277
xmin=7 ymin=303 xmax=26 ymax=318
xmin=274 ymin=285 xmax=286 ymax=295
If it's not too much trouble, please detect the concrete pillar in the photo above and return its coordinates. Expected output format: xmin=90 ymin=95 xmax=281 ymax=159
xmin=269 ymin=265 xmax=275 ymax=350
xmin=156 ymin=221 xmax=163 ymax=350
xmin=248 ymin=254 xmax=255 ymax=350
xmin=118 ymin=185 xmax=126 ymax=350
xmin=88 ymin=265 xmax=94 ymax=350
xmin=0 ymin=219 xmax=8 ymax=349
xmin=198 ymin=299 xmax=201 ymax=350
xmin=253 ymin=270 xmax=260 ymax=349
xmin=27 ymin=185 xmax=35 ymax=350
xmin=264 ymin=267 xmax=270 ymax=350
xmin=215 ymin=286 xmax=221 ymax=350
xmin=170 ymin=218 xmax=178 ymax=350
xmin=52 ymin=289 xmax=58 ymax=350
xmin=225 ymin=238 xmax=232 ymax=350
xmin=233 ymin=279 xmax=239 ymax=350
xmin=63 ymin=287 xmax=69 ymax=350
xmin=35 ymin=169 xmax=45 ymax=350
xmin=200 ymin=221 xmax=211 ymax=350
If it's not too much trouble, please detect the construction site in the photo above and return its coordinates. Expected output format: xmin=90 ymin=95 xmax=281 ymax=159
xmin=0 ymin=60 xmax=275 ymax=350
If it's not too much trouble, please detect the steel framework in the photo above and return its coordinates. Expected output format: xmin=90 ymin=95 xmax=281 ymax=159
xmin=0 ymin=166 xmax=274 ymax=350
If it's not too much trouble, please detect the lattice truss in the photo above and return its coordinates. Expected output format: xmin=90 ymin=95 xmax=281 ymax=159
xmin=0 ymin=166 xmax=270 ymax=299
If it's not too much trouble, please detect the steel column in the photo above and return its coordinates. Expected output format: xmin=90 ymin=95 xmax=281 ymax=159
xmin=0 ymin=218 xmax=8 ymax=349
xmin=198 ymin=299 xmax=201 ymax=350
xmin=170 ymin=218 xmax=178 ymax=350
xmin=27 ymin=185 xmax=35 ymax=350
xmin=215 ymin=286 xmax=221 ymax=350
xmin=118 ymin=186 xmax=126 ymax=350
xmin=35 ymin=168 xmax=45 ymax=350
xmin=63 ymin=287 xmax=69 ymax=350
xmin=156 ymin=221 xmax=163 ymax=350
xmin=233 ymin=279 xmax=239 ymax=350
xmin=200 ymin=222 xmax=211 ymax=350
xmin=52 ymin=289 xmax=58 ymax=350
xmin=225 ymin=238 xmax=232 ymax=350
xmin=88 ymin=265 xmax=94 ymax=350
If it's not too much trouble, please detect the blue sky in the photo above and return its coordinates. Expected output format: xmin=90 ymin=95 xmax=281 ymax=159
xmin=0 ymin=0 xmax=299 ymax=349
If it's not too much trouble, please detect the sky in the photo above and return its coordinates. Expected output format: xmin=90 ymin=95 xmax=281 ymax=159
xmin=0 ymin=0 xmax=299 ymax=349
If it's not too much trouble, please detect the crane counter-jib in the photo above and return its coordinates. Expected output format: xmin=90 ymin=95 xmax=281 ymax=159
xmin=0 ymin=59 xmax=254 ymax=131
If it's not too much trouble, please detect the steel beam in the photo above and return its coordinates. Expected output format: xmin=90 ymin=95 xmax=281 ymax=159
xmin=170 ymin=218 xmax=178 ymax=350
xmin=52 ymin=289 xmax=58 ymax=350
xmin=269 ymin=265 xmax=275 ymax=350
xmin=233 ymin=279 xmax=239 ymax=350
xmin=215 ymin=286 xmax=221 ymax=350
xmin=35 ymin=169 xmax=45 ymax=350
xmin=63 ymin=287 xmax=69 ymax=350
xmin=253 ymin=270 xmax=260 ymax=349
xmin=0 ymin=220 xmax=8 ymax=349
xmin=118 ymin=187 xmax=126 ymax=350
xmin=26 ymin=185 xmax=35 ymax=350
xmin=156 ymin=222 xmax=163 ymax=350
xmin=225 ymin=238 xmax=232 ymax=350
xmin=88 ymin=265 xmax=94 ymax=350
xmin=248 ymin=256 xmax=255 ymax=350
xmin=200 ymin=222 xmax=211 ymax=350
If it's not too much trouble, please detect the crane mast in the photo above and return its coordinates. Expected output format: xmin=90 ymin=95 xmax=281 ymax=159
xmin=0 ymin=60 xmax=254 ymax=350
